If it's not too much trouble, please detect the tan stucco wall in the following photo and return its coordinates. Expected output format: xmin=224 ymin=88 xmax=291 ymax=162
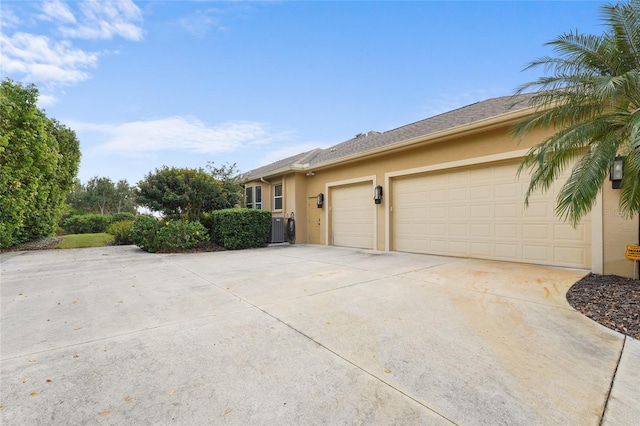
xmin=244 ymin=122 xmax=633 ymax=276
xmin=303 ymin=124 xmax=542 ymax=251
xmin=602 ymin=185 xmax=638 ymax=277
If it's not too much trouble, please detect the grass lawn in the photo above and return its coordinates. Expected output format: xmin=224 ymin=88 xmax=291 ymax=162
xmin=55 ymin=233 xmax=114 ymax=249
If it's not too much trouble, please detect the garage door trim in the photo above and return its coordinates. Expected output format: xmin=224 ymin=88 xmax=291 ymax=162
xmin=385 ymin=149 xmax=531 ymax=250
xmin=383 ymin=149 xmax=600 ymax=269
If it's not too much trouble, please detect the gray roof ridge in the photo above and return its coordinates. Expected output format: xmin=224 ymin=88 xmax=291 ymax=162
xmin=378 ymin=94 xmax=529 ymax=137
xmin=291 ymin=148 xmax=323 ymax=167
xmin=242 ymin=93 xmax=535 ymax=179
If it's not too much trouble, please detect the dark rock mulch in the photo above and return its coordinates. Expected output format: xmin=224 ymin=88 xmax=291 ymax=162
xmin=0 ymin=237 xmax=63 ymax=253
xmin=567 ymin=274 xmax=640 ymax=340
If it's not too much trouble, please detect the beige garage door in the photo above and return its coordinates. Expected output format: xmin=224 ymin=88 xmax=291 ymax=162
xmin=331 ymin=182 xmax=374 ymax=249
xmin=392 ymin=161 xmax=591 ymax=268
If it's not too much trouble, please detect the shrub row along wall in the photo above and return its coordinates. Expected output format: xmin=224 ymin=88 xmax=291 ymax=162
xmin=63 ymin=213 xmax=136 ymax=234
xmin=203 ymin=208 xmax=272 ymax=250
xmin=130 ymin=216 xmax=209 ymax=253
xmin=129 ymin=209 xmax=272 ymax=252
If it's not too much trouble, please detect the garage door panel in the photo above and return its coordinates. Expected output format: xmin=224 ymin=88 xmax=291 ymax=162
xmin=449 ymin=205 xmax=468 ymax=218
xmin=472 ymin=205 xmax=492 ymax=218
xmin=392 ymin=161 xmax=591 ymax=268
xmin=523 ymin=224 xmax=549 ymax=239
xmin=523 ymin=245 xmax=549 ymax=262
xmin=449 ymin=223 xmax=467 ymax=236
xmin=495 ymin=243 xmax=518 ymax=258
xmin=331 ymin=182 xmax=374 ymax=249
xmin=495 ymin=223 xmax=518 ymax=238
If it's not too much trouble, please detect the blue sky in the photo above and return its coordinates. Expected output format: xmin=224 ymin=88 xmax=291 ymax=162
xmin=1 ymin=0 xmax=603 ymax=186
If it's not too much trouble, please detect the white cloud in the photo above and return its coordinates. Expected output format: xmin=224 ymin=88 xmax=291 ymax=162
xmin=40 ymin=0 xmax=76 ymax=24
xmin=0 ymin=6 xmax=20 ymax=29
xmin=0 ymin=32 xmax=97 ymax=86
xmin=1 ymin=1 xmax=144 ymax=91
xmin=179 ymin=9 xmax=226 ymax=37
xmin=76 ymin=117 xmax=292 ymax=156
xmin=37 ymin=93 xmax=59 ymax=108
xmin=60 ymin=0 xmax=144 ymax=41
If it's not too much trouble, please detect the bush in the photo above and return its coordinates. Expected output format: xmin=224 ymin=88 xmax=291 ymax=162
xmin=210 ymin=208 xmax=271 ymax=250
xmin=107 ymin=220 xmax=134 ymax=245
xmin=155 ymin=220 xmax=209 ymax=251
xmin=63 ymin=214 xmax=112 ymax=234
xmin=130 ymin=215 xmax=160 ymax=252
xmin=111 ymin=212 xmax=136 ymax=223
xmin=130 ymin=216 xmax=209 ymax=252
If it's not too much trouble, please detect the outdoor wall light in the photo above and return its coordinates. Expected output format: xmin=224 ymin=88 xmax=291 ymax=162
xmin=374 ymin=185 xmax=383 ymax=204
xmin=611 ymin=156 xmax=624 ymax=189
xmin=317 ymin=193 xmax=324 ymax=208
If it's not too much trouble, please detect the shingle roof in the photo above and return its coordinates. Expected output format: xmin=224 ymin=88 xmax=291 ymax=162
xmin=241 ymin=94 xmax=534 ymax=181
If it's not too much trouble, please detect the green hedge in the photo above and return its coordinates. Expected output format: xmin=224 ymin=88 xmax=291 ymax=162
xmin=209 ymin=208 xmax=271 ymax=250
xmin=62 ymin=212 xmax=137 ymax=234
xmin=130 ymin=215 xmax=209 ymax=253
xmin=111 ymin=212 xmax=136 ymax=223
xmin=107 ymin=220 xmax=134 ymax=245
xmin=63 ymin=214 xmax=113 ymax=234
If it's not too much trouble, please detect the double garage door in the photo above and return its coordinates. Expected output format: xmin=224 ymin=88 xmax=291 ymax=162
xmin=329 ymin=161 xmax=591 ymax=268
xmin=391 ymin=161 xmax=591 ymax=268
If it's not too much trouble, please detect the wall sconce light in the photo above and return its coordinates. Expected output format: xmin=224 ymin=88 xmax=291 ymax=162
xmin=317 ymin=193 xmax=324 ymax=208
xmin=611 ymin=156 xmax=624 ymax=189
xmin=374 ymin=185 xmax=383 ymax=204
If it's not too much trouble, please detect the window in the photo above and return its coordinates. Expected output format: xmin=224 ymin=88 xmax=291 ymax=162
xmin=245 ymin=185 xmax=262 ymax=209
xmin=254 ymin=185 xmax=262 ymax=210
xmin=245 ymin=186 xmax=253 ymax=208
xmin=274 ymin=183 xmax=283 ymax=210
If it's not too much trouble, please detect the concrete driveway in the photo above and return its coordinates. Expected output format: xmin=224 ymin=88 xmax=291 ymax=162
xmin=1 ymin=245 xmax=638 ymax=425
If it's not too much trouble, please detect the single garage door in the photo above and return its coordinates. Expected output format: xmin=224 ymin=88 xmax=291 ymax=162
xmin=392 ymin=161 xmax=591 ymax=268
xmin=331 ymin=182 xmax=374 ymax=249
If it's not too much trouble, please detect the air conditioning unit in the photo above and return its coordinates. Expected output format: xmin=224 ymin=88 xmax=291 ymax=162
xmin=269 ymin=217 xmax=285 ymax=243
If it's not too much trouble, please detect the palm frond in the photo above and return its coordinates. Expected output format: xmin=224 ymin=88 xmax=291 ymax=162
xmin=514 ymin=1 xmax=640 ymax=223
xmin=555 ymin=140 xmax=618 ymax=225
xmin=604 ymin=0 xmax=640 ymax=70
xmin=619 ymin=148 xmax=640 ymax=215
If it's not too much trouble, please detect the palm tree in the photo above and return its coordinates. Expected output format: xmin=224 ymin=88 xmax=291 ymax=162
xmin=513 ymin=0 xmax=640 ymax=227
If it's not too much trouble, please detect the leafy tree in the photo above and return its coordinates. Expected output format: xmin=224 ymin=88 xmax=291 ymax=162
xmin=513 ymin=0 xmax=640 ymax=225
xmin=86 ymin=176 xmax=117 ymax=215
xmin=66 ymin=176 xmax=136 ymax=214
xmin=114 ymin=179 xmax=136 ymax=213
xmin=137 ymin=166 xmax=231 ymax=221
xmin=207 ymin=162 xmax=243 ymax=208
xmin=0 ymin=79 xmax=80 ymax=247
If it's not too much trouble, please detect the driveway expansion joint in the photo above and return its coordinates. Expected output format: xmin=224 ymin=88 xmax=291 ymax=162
xmin=599 ymin=336 xmax=627 ymax=426
xmin=169 ymin=257 xmax=458 ymax=424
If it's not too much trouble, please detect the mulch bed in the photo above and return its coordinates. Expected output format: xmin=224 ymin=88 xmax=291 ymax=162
xmin=567 ymin=274 xmax=640 ymax=340
xmin=0 ymin=237 xmax=63 ymax=252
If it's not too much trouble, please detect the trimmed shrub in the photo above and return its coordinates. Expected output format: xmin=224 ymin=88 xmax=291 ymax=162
xmin=130 ymin=215 xmax=160 ymax=252
xmin=155 ymin=220 xmax=209 ymax=251
xmin=111 ymin=212 xmax=136 ymax=223
xmin=210 ymin=208 xmax=271 ymax=250
xmin=107 ymin=220 xmax=134 ymax=245
xmin=63 ymin=214 xmax=112 ymax=234
xmin=130 ymin=216 xmax=209 ymax=252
